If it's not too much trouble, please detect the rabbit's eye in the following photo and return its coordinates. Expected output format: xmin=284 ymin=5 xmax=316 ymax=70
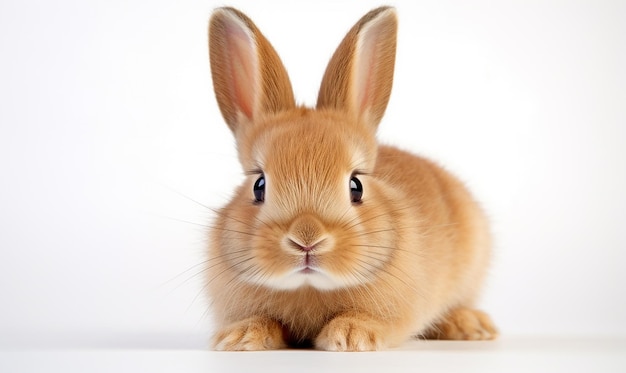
xmin=253 ymin=175 xmax=265 ymax=203
xmin=350 ymin=176 xmax=363 ymax=203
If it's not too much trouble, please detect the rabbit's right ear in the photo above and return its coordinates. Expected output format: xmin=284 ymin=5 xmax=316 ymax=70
xmin=317 ymin=7 xmax=397 ymax=130
xmin=209 ymin=8 xmax=296 ymax=134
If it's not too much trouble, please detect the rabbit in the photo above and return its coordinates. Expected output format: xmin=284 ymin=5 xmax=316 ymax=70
xmin=205 ymin=6 xmax=497 ymax=351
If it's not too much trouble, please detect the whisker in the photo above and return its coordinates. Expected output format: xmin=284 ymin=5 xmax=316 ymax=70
xmin=351 ymin=244 xmax=395 ymax=251
xmin=345 ymin=265 xmax=391 ymax=315
xmin=347 ymin=220 xmax=461 ymax=240
xmin=341 ymin=202 xmax=401 ymax=231
xmin=160 ymin=216 xmax=211 ymax=229
xmin=348 ymin=227 xmax=406 ymax=238
xmin=208 ymin=225 xmax=261 ymax=238
xmin=186 ymin=251 xmax=251 ymax=281
xmin=209 ymin=206 xmax=276 ymax=232
xmin=165 ymin=186 xmax=214 ymax=212
xmin=352 ymin=245 xmax=428 ymax=260
xmin=219 ymin=262 xmax=257 ymax=291
xmin=162 ymin=248 xmax=251 ymax=288
xmin=342 ymin=202 xmax=423 ymax=231
xmin=346 ymin=248 xmax=428 ymax=303
xmin=204 ymin=248 xmax=252 ymax=262
xmin=189 ymin=255 xmax=255 ymax=312
xmin=333 ymin=204 xmax=355 ymax=228
xmin=250 ymin=213 xmax=273 ymax=231
xmin=160 ymin=189 xmax=269 ymax=231
xmin=179 ymin=252 xmax=253 ymax=308
xmin=348 ymin=261 xmax=402 ymax=315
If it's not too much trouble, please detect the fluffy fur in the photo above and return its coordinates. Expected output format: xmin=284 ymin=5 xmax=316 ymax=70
xmin=206 ymin=6 xmax=497 ymax=351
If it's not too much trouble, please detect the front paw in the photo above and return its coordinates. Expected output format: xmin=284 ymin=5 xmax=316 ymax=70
xmin=213 ymin=317 xmax=286 ymax=351
xmin=315 ymin=314 xmax=385 ymax=351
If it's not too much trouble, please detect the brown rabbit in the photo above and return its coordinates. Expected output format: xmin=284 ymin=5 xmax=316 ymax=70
xmin=206 ymin=6 xmax=497 ymax=351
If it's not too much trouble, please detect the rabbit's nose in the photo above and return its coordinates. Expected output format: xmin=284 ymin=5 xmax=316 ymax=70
xmin=287 ymin=239 xmax=319 ymax=252
xmin=286 ymin=214 xmax=327 ymax=252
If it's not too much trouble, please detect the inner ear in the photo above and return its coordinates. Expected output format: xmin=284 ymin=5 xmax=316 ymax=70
xmin=209 ymin=7 xmax=296 ymax=135
xmin=223 ymin=16 xmax=258 ymax=121
xmin=353 ymin=15 xmax=396 ymax=122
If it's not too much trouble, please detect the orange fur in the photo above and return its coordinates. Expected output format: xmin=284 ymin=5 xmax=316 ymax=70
xmin=206 ymin=6 xmax=496 ymax=351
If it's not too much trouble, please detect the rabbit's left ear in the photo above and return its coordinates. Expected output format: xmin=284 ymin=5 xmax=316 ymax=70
xmin=209 ymin=7 xmax=296 ymax=134
xmin=316 ymin=7 xmax=397 ymax=130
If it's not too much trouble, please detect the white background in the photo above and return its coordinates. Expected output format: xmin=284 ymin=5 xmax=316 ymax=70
xmin=0 ymin=0 xmax=625 ymax=350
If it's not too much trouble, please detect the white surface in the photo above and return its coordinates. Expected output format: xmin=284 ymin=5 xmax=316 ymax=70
xmin=2 ymin=337 xmax=625 ymax=373
xmin=1 ymin=0 xmax=625 ymax=351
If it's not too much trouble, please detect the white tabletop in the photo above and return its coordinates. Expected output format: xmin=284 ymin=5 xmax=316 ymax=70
xmin=2 ymin=336 xmax=624 ymax=373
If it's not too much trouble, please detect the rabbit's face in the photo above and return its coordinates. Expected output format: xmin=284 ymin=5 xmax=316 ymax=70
xmin=228 ymin=109 xmax=396 ymax=291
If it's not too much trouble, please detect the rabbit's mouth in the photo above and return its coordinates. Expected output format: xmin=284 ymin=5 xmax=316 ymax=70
xmin=299 ymin=267 xmax=316 ymax=274
xmin=297 ymin=253 xmax=319 ymax=274
xmin=256 ymin=253 xmax=342 ymax=290
xmin=258 ymin=260 xmax=361 ymax=291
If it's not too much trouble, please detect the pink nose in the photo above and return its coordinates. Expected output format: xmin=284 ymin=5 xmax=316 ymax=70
xmin=286 ymin=214 xmax=326 ymax=253
xmin=289 ymin=240 xmax=316 ymax=252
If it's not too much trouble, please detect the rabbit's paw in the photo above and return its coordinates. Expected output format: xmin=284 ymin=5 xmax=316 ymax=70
xmin=426 ymin=307 xmax=498 ymax=340
xmin=213 ymin=317 xmax=286 ymax=351
xmin=315 ymin=314 xmax=385 ymax=351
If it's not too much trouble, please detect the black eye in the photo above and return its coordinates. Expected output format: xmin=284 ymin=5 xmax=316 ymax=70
xmin=350 ymin=176 xmax=363 ymax=203
xmin=253 ymin=175 xmax=265 ymax=203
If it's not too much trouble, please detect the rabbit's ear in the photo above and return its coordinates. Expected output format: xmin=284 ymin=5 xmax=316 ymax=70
xmin=316 ymin=7 xmax=397 ymax=130
xmin=209 ymin=7 xmax=296 ymax=133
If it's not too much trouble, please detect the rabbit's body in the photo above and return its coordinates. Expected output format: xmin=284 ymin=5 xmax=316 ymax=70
xmin=206 ymin=7 xmax=496 ymax=351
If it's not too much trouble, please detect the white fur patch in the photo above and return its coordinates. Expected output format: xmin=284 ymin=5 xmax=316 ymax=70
xmin=245 ymin=264 xmax=373 ymax=291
